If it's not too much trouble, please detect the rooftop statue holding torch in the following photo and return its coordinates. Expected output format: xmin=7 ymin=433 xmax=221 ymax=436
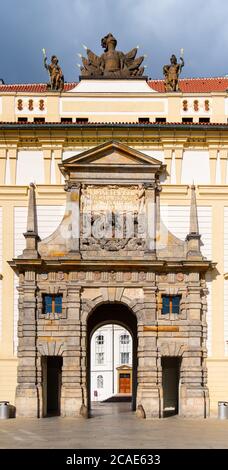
xmin=42 ymin=48 xmax=64 ymax=91
xmin=163 ymin=49 xmax=184 ymax=92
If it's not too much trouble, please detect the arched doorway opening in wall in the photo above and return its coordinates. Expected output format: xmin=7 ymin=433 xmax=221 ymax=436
xmin=87 ymin=303 xmax=137 ymax=416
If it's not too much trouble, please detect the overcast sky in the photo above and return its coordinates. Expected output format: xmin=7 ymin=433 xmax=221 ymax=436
xmin=0 ymin=0 xmax=228 ymax=84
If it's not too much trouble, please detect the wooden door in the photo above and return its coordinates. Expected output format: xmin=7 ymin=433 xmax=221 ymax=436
xmin=119 ymin=373 xmax=131 ymax=393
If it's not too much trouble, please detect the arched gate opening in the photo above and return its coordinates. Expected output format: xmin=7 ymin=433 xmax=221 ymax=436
xmin=87 ymin=302 xmax=137 ymax=415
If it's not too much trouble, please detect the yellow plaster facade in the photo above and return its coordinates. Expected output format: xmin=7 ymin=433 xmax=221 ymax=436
xmin=0 ymin=79 xmax=228 ymax=414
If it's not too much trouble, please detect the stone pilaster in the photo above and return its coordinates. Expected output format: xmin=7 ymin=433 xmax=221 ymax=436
xmin=137 ymin=287 xmax=161 ymax=418
xmin=53 ymin=148 xmax=62 ymax=184
xmin=145 ymin=183 xmax=156 ymax=257
xmin=155 ymin=180 xmax=161 ymax=248
xmin=16 ymin=270 xmax=39 ymax=417
xmin=164 ymin=148 xmax=172 ymax=183
xmin=43 ymin=148 xmax=52 ymax=184
xmin=209 ymin=147 xmax=217 ymax=185
xmin=0 ymin=148 xmax=7 ymax=185
xmin=61 ymin=285 xmax=84 ymax=417
xmin=174 ymin=147 xmax=183 ymax=184
xmin=8 ymin=147 xmax=17 ymax=185
xmin=80 ymin=320 xmax=88 ymax=416
xmin=179 ymin=276 xmax=209 ymax=417
xmin=219 ymin=149 xmax=228 ymax=185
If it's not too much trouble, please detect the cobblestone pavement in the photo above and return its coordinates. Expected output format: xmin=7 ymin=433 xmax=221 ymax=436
xmin=0 ymin=402 xmax=228 ymax=449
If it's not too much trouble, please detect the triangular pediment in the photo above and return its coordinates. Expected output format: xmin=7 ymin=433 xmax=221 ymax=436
xmin=60 ymin=141 xmax=163 ymax=170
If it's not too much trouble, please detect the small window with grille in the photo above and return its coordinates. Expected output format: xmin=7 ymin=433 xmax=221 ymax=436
xmin=120 ymin=334 xmax=130 ymax=345
xmin=155 ymin=117 xmax=166 ymax=123
xmin=96 ymin=335 xmax=104 ymax=345
xmin=34 ymin=117 xmax=45 ymax=123
xmin=18 ymin=117 xmax=28 ymax=123
xmin=162 ymin=295 xmax=181 ymax=314
xmin=61 ymin=117 xmax=73 ymax=123
xmin=138 ymin=117 xmax=150 ymax=123
xmin=120 ymin=352 xmax=130 ymax=364
xmin=76 ymin=117 xmax=88 ymax=124
xmin=43 ymin=294 xmax=62 ymax=314
xmin=182 ymin=117 xmax=193 ymax=123
xmin=199 ymin=117 xmax=210 ymax=123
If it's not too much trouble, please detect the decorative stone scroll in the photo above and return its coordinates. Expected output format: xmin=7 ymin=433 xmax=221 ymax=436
xmin=81 ymin=184 xmax=147 ymax=252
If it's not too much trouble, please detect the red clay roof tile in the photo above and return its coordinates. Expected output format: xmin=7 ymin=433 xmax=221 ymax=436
xmin=0 ymin=78 xmax=228 ymax=94
xmin=148 ymin=77 xmax=228 ymax=93
xmin=0 ymin=83 xmax=77 ymax=93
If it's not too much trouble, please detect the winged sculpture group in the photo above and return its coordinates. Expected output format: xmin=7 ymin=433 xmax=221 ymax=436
xmin=80 ymin=33 xmax=145 ymax=78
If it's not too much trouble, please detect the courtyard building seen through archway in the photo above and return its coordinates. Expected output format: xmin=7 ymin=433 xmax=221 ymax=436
xmin=88 ymin=303 xmax=137 ymax=412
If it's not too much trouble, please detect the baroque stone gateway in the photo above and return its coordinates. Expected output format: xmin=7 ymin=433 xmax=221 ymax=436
xmin=10 ymin=140 xmax=213 ymax=419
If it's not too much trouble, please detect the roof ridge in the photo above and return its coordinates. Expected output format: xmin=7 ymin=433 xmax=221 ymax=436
xmin=0 ymin=82 xmax=78 ymax=87
xmin=149 ymin=76 xmax=228 ymax=82
xmin=0 ymin=83 xmax=46 ymax=87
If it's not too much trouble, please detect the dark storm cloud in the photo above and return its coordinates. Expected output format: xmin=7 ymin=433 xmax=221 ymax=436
xmin=0 ymin=0 xmax=228 ymax=84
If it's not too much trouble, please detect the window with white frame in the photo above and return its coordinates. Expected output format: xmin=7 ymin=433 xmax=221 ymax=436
xmin=120 ymin=334 xmax=130 ymax=345
xmin=120 ymin=333 xmax=130 ymax=365
xmin=96 ymin=352 xmax=104 ymax=365
xmin=95 ymin=333 xmax=104 ymax=364
xmin=121 ymin=352 xmax=130 ymax=364
xmin=97 ymin=375 xmax=103 ymax=388
xmin=96 ymin=335 xmax=104 ymax=345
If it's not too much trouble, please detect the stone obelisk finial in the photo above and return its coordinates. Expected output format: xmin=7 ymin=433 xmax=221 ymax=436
xmin=189 ymin=183 xmax=199 ymax=235
xmin=186 ymin=185 xmax=202 ymax=259
xmin=22 ymin=183 xmax=40 ymax=258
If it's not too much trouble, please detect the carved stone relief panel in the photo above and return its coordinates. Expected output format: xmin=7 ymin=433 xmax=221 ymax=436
xmin=80 ymin=184 xmax=147 ymax=253
xmin=176 ymin=272 xmax=185 ymax=282
xmin=46 ymin=270 xmax=159 ymax=285
xmin=38 ymin=271 xmax=67 ymax=282
xmin=124 ymin=288 xmax=144 ymax=299
xmin=157 ymin=273 xmax=168 ymax=283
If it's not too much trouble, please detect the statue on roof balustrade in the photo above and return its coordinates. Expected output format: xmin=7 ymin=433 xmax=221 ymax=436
xmin=79 ymin=33 xmax=145 ymax=78
xmin=42 ymin=49 xmax=64 ymax=91
xmin=163 ymin=52 xmax=184 ymax=92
